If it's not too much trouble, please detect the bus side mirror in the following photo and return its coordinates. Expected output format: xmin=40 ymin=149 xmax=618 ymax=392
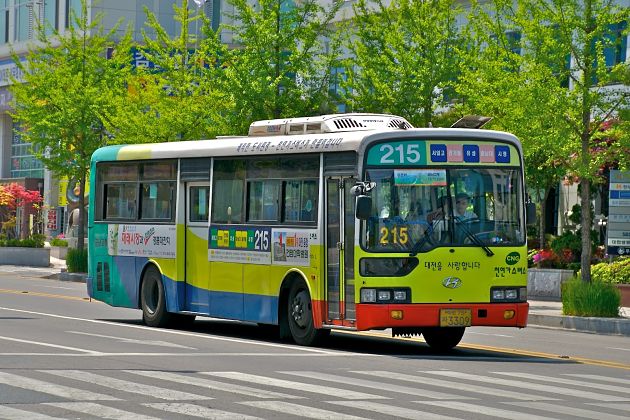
xmin=356 ymin=195 xmax=372 ymax=220
xmin=526 ymin=203 xmax=537 ymax=226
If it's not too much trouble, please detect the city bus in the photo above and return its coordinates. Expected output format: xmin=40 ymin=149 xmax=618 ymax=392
xmin=87 ymin=113 xmax=529 ymax=351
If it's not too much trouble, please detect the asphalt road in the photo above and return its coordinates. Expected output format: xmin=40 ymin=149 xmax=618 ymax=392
xmin=1 ymin=272 xmax=629 ymax=419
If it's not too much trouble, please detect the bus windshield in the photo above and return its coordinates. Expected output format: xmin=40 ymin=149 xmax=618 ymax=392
xmin=362 ymin=167 xmax=525 ymax=252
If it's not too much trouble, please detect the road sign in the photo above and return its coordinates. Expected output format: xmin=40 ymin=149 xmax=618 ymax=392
xmin=607 ymin=170 xmax=630 ymax=256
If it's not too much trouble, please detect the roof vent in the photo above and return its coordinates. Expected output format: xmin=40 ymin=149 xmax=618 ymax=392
xmin=248 ymin=113 xmax=414 ymax=136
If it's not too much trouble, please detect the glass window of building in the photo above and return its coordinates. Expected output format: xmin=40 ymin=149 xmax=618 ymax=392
xmin=0 ymin=1 xmax=9 ymax=44
xmin=15 ymin=0 xmax=32 ymax=42
xmin=10 ymin=123 xmax=44 ymax=178
xmin=44 ymin=0 xmax=59 ymax=35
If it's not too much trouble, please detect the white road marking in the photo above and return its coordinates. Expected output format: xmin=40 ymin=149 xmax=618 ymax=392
xmin=202 ymin=372 xmax=388 ymax=400
xmin=355 ymin=371 xmax=557 ymax=401
xmin=418 ymin=401 xmax=557 ymax=420
xmin=504 ymin=401 xmax=629 ymax=420
xmin=0 ymin=335 xmax=101 ymax=354
xmin=607 ymin=347 xmax=630 ymax=352
xmin=0 ymin=371 xmax=119 ymax=401
xmin=328 ymin=401 xmax=462 ymax=420
xmin=423 ymin=371 xmax=628 ymax=402
xmin=493 ymin=371 xmax=630 ymax=394
xmin=0 ymin=352 xmax=381 ymax=357
xmin=567 ymin=374 xmax=630 ymax=385
xmin=67 ymin=331 xmax=197 ymax=349
xmin=0 ymin=405 xmax=62 ymax=419
xmin=466 ymin=331 xmax=513 ymax=337
xmin=128 ymin=370 xmax=303 ymax=399
xmin=282 ymin=371 xmax=470 ymax=400
xmin=146 ymin=403 xmax=261 ymax=419
xmin=585 ymin=402 xmax=630 ymax=412
xmin=44 ymin=402 xmax=159 ymax=420
xmin=0 ymin=306 xmax=355 ymax=355
xmin=40 ymin=370 xmax=211 ymax=401
xmin=240 ymin=401 xmax=365 ymax=420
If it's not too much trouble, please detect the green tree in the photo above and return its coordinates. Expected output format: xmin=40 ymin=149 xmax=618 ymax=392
xmin=103 ymin=0 xmax=230 ymax=142
xmin=458 ymin=0 xmax=629 ymax=276
xmin=456 ymin=0 xmax=572 ymax=249
xmin=9 ymin=0 xmax=132 ymax=252
xmin=344 ymin=0 xmax=464 ymax=127
xmin=217 ymin=0 xmax=343 ymax=135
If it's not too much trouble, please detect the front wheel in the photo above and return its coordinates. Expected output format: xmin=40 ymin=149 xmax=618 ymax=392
xmin=140 ymin=265 xmax=173 ymax=327
xmin=422 ymin=327 xmax=465 ymax=352
xmin=287 ymin=281 xmax=329 ymax=346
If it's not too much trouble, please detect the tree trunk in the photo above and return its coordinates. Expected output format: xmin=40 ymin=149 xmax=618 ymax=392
xmin=580 ymin=178 xmax=592 ymax=282
xmin=77 ymin=171 xmax=86 ymax=252
xmin=538 ymin=188 xmax=548 ymax=250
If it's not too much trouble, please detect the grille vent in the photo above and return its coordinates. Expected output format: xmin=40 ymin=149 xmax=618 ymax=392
xmin=388 ymin=119 xmax=413 ymax=129
xmin=333 ymin=118 xmax=366 ymax=130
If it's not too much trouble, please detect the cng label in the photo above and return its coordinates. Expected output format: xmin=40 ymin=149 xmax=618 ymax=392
xmin=505 ymin=252 xmax=520 ymax=265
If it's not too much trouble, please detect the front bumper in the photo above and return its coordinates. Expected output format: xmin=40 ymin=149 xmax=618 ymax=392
xmin=354 ymin=302 xmax=529 ymax=330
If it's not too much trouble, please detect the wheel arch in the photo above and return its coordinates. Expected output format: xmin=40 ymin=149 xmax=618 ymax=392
xmin=278 ymin=269 xmax=323 ymax=329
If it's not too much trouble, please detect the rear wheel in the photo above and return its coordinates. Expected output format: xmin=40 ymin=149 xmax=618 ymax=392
xmin=422 ymin=327 xmax=465 ymax=352
xmin=141 ymin=266 xmax=172 ymax=327
xmin=287 ymin=281 xmax=329 ymax=346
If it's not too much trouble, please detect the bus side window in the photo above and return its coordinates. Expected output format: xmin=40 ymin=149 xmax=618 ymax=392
xmin=212 ymin=160 xmax=245 ymax=224
xmin=284 ymin=179 xmax=318 ymax=223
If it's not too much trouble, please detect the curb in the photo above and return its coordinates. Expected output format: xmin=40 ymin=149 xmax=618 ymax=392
xmin=47 ymin=272 xmax=88 ymax=283
xmin=528 ymin=313 xmax=630 ymax=336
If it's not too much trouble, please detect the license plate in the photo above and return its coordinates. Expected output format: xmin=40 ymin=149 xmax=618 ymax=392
xmin=440 ymin=309 xmax=472 ymax=327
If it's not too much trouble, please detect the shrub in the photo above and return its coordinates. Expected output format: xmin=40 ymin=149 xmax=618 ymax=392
xmin=589 ymin=258 xmax=630 ymax=284
xmin=66 ymin=248 xmax=88 ymax=273
xmin=50 ymin=237 xmax=68 ymax=247
xmin=0 ymin=234 xmax=45 ymax=248
xmin=562 ymin=279 xmax=620 ymax=317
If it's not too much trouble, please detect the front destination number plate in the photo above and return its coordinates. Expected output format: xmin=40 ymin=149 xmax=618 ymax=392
xmin=440 ymin=309 xmax=472 ymax=327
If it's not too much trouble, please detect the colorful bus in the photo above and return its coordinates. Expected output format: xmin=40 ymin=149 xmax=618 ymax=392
xmin=88 ymin=113 xmax=529 ymax=351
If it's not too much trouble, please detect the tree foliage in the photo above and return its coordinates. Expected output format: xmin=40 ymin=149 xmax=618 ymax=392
xmin=103 ymin=0 xmax=230 ymax=142
xmin=345 ymin=0 xmax=464 ymax=127
xmin=216 ymin=0 xmax=343 ymax=134
xmin=9 ymin=0 xmax=132 ymax=250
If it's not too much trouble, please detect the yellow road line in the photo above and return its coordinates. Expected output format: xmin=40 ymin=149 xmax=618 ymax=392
xmin=334 ymin=329 xmax=630 ymax=370
xmin=0 ymin=288 xmax=93 ymax=302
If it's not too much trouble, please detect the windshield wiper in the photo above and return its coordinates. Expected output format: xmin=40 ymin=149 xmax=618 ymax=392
xmin=409 ymin=220 xmax=438 ymax=257
xmin=455 ymin=217 xmax=494 ymax=257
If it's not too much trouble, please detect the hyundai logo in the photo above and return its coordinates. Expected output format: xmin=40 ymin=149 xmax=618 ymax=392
xmin=442 ymin=276 xmax=462 ymax=289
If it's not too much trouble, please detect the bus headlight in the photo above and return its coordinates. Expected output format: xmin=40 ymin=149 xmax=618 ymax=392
xmin=490 ymin=287 xmax=526 ymax=302
xmin=361 ymin=288 xmax=377 ymax=303
xmin=377 ymin=290 xmax=391 ymax=301
xmin=393 ymin=290 xmax=407 ymax=301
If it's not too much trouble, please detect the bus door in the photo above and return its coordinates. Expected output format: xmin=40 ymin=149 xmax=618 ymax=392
xmin=185 ymin=182 xmax=211 ymax=313
xmin=326 ymin=177 xmax=356 ymax=325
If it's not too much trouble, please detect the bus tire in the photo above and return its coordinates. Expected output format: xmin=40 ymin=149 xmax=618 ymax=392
xmin=422 ymin=327 xmax=465 ymax=352
xmin=287 ymin=281 xmax=328 ymax=346
xmin=140 ymin=265 xmax=173 ymax=328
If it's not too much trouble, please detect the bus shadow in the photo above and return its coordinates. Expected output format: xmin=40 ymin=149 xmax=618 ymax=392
xmin=103 ymin=317 xmax=577 ymax=364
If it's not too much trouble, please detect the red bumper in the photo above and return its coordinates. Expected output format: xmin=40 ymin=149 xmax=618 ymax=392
xmin=354 ymin=302 xmax=529 ymax=330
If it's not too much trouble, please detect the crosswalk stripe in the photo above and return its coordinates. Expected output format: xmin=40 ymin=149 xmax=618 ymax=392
xmin=493 ymin=372 xmax=630 ymax=394
xmin=201 ymin=372 xmax=388 ymax=400
xmin=40 ymin=370 xmax=210 ymax=401
xmin=417 ymin=401 xmax=557 ymax=420
xmin=145 ymin=403 xmax=261 ymax=419
xmin=282 ymin=371 xmax=470 ymax=400
xmin=353 ymin=371 xmax=557 ymax=401
xmin=585 ymin=402 xmax=630 ymax=412
xmin=127 ymin=370 xmax=303 ymax=399
xmin=240 ymin=401 xmax=366 ymax=420
xmin=567 ymin=374 xmax=630 ymax=386
xmin=423 ymin=371 xmax=628 ymax=402
xmin=44 ymin=403 xmax=159 ymax=420
xmin=0 ymin=405 xmax=62 ymax=419
xmin=0 ymin=371 xmax=119 ymax=401
xmin=327 ymin=401 xmax=462 ymax=420
xmin=504 ymin=401 xmax=630 ymax=420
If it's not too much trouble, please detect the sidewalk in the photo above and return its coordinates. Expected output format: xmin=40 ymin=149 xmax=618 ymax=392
xmin=1 ymin=262 xmax=629 ymax=336
xmin=528 ymin=299 xmax=630 ymax=336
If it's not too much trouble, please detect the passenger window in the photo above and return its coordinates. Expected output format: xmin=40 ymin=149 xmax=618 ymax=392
xmin=284 ymin=179 xmax=318 ymax=222
xmin=248 ymin=180 xmax=280 ymax=221
xmin=104 ymin=183 xmax=137 ymax=220
xmin=212 ymin=160 xmax=245 ymax=224
xmin=140 ymin=182 xmax=174 ymax=221
xmin=190 ymin=186 xmax=210 ymax=222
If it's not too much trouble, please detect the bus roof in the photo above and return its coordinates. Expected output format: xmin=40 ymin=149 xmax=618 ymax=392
xmin=92 ymin=126 xmax=522 ymax=163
